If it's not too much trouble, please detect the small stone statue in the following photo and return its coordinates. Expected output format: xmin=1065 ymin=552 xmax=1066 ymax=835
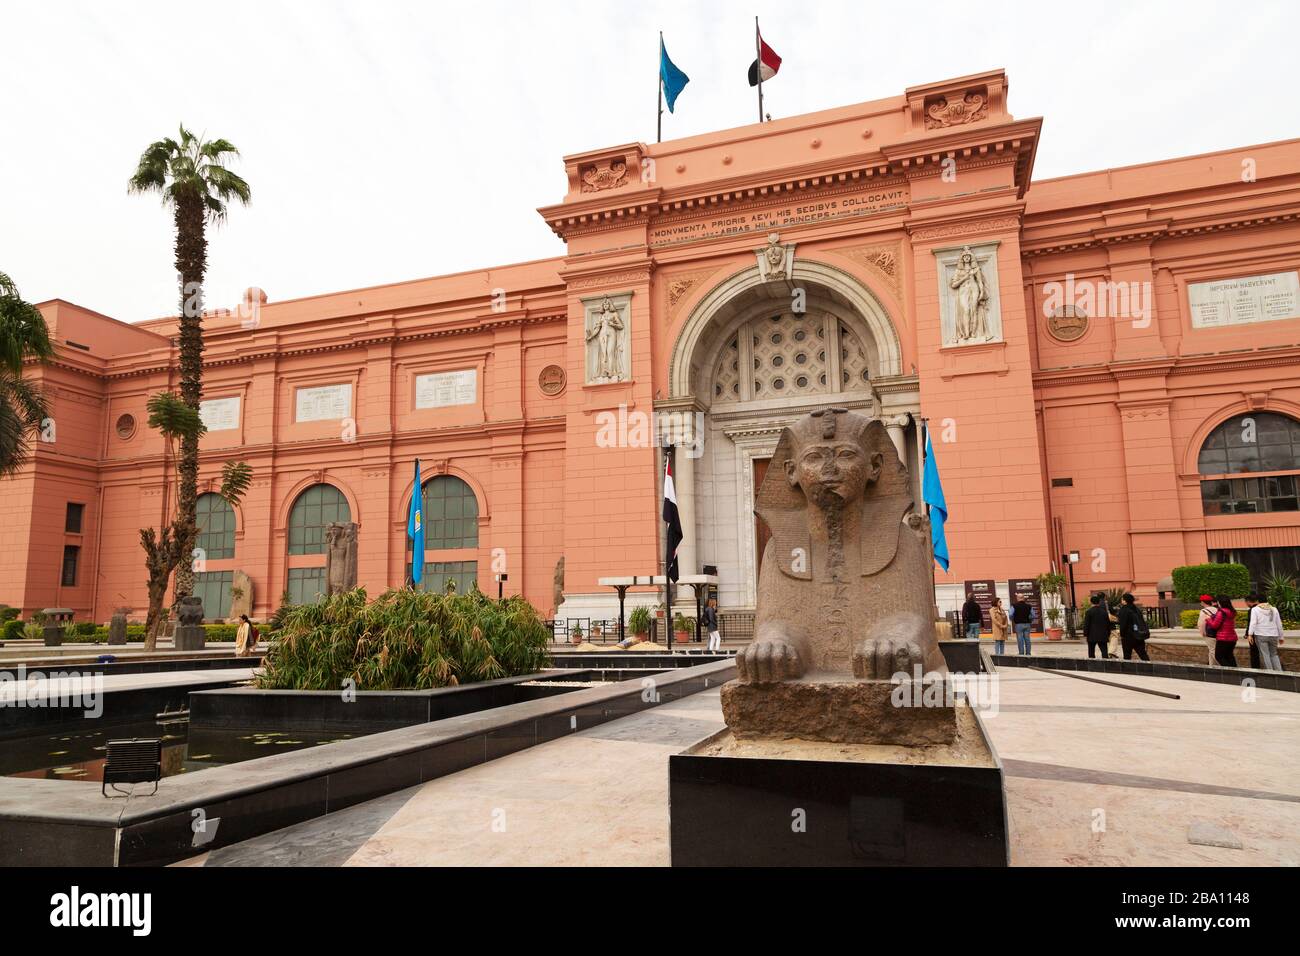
xmin=552 ymin=556 xmax=565 ymax=616
xmin=725 ymin=407 xmax=951 ymax=744
xmin=325 ymin=521 xmax=359 ymax=595
xmin=174 ymin=595 xmax=206 ymax=651
xmin=108 ymin=607 xmax=129 ymax=646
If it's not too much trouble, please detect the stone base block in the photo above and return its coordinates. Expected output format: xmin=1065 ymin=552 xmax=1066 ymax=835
xmin=720 ymin=677 xmax=957 ymax=746
xmin=173 ymin=625 xmax=205 ymax=652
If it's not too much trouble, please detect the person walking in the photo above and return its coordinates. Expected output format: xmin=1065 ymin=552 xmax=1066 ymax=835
xmin=1082 ymin=593 xmax=1113 ymax=660
xmin=989 ymin=596 xmax=1010 ymax=656
xmin=1246 ymin=592 xmax=1285 ymax=672
xmin=1196 ymin=594 xmax=1217 ymax=665
xmin=962 ymin=592 xmax=982 ymax=641
xmin=1208 ymin=595 xmax=1239 ymax=667
xmin=1115 ymin=592 xmax=1150 ymax=661
xmin=1010 ymin=593 xmax=1033 ymax=655
xmin=235 ymin=614 xmax=255 ymax=657
xmin=703 ymin=597 xmax=722 ymax=653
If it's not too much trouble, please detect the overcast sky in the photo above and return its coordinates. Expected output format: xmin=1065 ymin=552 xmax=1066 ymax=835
xmin=2 ymin=0 xmax=1296 ymax=324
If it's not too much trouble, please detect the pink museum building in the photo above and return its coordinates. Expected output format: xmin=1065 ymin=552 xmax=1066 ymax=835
xmin=6 ymin=68 xmax=1300 ymax=624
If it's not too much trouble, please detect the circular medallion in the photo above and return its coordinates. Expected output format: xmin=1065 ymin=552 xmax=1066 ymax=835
xmin=538 ymin=365 xmax=567 ymax=396
xmin=115 ymin=413 xmax=136 ymax=440
xmin=1047 ymin=305 xmax=1089 ymax=343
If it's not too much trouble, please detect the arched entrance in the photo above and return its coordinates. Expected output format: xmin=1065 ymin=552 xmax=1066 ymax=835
xmin=662 ymin=258 xmax=918 ymax=611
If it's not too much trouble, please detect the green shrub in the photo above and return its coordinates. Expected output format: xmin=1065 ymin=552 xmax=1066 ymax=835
xmin=628 ymin=606 xmax=651 ymax=635
xmin=257 ymin=586 xmax=551 ymax=691
xmin=1178 ymin=608 xmax=1249 ymax=629
xmin=1171 ymin=563 xmax=1250 ymax=602
xmin=2 ymin=619 xmax=23 ymax=640
xmin=203 ymin=624 xmax=238 ymax=641
xmin=70 ymin=621 xmax=98 ymax=637
xmin=22 ymin=622 xmax=43 ymax=640
xmin=0 ymin=605 xmax=18 ymax=622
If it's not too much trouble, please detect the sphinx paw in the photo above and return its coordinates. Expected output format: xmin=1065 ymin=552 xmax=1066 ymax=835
xmin=853 ymin=636 xmax=923 ymax=680
xmin=737 ymin=638 xmax=804 ymax=683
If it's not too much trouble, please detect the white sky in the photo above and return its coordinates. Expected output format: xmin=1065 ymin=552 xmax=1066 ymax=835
xmin=2 ymin=0 xmax=1296 ymax=324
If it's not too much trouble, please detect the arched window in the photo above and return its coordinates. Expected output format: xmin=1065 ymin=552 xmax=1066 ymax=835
xmin=288 ymin=484 xmax=352 ymax=555
xmin=1199 ymin=412 xmax=1300 ymax=515
xmin=712 ymin=312 xmax=872 ymax=403
xmin=408 ymin=475 xmax=478 ymax=592
xmin=195 ymin=493 xmax=236 ymax=560
xmin=422 ymin=476 xmax=479 ymax=549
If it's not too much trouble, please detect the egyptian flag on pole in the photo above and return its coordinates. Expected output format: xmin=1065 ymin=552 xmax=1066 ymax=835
xmin=663 ymin=450 xmax=683 ymax=581
xmin=748 ymin=30 xmax=782 ymax=86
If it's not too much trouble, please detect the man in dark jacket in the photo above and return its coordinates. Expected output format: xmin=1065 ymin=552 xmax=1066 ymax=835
xmin=1115 ymin=592 xmax=1150 ymax=661
xmin=1010 ymin=594 xmax=1034 ymax=655
xmin=962 ymin=593 xmax=982 ymax=640
xmin=1082 ymin=593 xmax=1113 ymax=659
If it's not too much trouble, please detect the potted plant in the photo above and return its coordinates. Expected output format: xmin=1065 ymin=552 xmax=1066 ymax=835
xmin=569 ymin=623 xmax=583 ymax=645
xmin=672 ymin=612 xmax=693 ymax=644
xmin=1037 ymin=571 xmax=1068 ymax=640
xmin=628 ymin=606 xmax=651 ymax=641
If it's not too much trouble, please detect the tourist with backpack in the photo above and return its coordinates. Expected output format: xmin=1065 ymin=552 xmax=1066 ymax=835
xmin=1115 ymin=592 xmax=1150 ymax=661
xmin=1207 ymin=596 xmax=1239 ymax=667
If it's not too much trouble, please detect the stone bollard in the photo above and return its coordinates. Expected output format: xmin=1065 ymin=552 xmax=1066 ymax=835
xmin=173 ymin=595 xmax=206 ymax=651
xmin=41 ymin=607 xmax=74 ymax=648
xmin=108 ymin=608 xmax=129 ymax=646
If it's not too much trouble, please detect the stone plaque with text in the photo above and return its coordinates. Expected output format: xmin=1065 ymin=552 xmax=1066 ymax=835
xmin=1188 ymin=271 xmax=1300 ymax=329
xmin=415 ymin=369 xmax=476 ymax=409
xmin=295 ymin=383 xmax=352 ymax=422
xmin=200 ymin=396 xmax=241 ymax=432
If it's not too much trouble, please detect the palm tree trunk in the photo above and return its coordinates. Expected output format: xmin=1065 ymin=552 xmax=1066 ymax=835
xmin=171 ymin=193 xmax=207 ymax=603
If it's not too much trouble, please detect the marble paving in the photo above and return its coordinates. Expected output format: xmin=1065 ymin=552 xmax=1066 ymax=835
xmin=179 ymin=667 xmax=1300 ymax=867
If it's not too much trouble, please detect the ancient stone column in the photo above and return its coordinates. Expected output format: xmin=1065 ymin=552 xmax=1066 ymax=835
xmin=108 ymin=608 xmax=128 ymax=646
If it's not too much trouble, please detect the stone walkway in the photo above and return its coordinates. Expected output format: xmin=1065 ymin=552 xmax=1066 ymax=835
xmin=179 ymin=667 xmax=1300 ymax=867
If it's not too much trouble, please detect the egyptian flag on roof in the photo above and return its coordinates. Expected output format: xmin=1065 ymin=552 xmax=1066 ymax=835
xmin=747 ymin=30 xmax=782 ymax=87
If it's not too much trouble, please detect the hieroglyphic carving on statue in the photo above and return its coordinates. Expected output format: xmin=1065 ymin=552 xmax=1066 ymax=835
xmin=925 ymin=90 xmax=988 ymax=129
xmin=580 ymin=160 xmax=628 ymax=192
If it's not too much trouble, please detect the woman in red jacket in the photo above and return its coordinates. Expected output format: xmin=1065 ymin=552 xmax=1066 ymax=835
xmin=1208 ymin=595 xmax=1239 ymax=667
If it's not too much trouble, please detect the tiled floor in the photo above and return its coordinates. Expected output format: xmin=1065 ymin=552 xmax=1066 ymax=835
xmin=180 ymin=667 xmax=1300 ymax=867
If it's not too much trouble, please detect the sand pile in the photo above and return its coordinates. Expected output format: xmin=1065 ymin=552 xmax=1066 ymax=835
xmin=627 ymin=641 xmax=668 ymax=652
xmin=571 ymin=642 xmax=610 ymax=652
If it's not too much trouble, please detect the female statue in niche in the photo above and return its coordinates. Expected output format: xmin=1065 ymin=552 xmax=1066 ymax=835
xmin=949 ymin=246 xmax=992 ymax=342
xmin=586 ymin=296 xmax=625 ymax=381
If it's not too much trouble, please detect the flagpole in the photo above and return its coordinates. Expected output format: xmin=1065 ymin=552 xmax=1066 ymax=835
xmin=657 ymin=31 xmax=664 ymax=143
xmin=663 ymin=444 xmax=675 ymax=653
xmin=755 ymin=16 xmax=764 ymax=123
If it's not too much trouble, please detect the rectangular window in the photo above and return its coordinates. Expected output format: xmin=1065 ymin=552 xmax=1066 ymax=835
xmin=421 ymin=561 xmax=477 ymax=595
xmin=61 ymin=545 xmax=80 ymax=586
xmin=1201 ymin=476 xmax=1299 ymax=514
xmin=287 ymin=567 xmax=327 ymax=606
xmin=193 ymin=571 xmax=233 ymax=620
xmin=1208 ymin=547 xmax=1300 ymax=592
xmin=65 ymin=503 xmax=84 ymax=534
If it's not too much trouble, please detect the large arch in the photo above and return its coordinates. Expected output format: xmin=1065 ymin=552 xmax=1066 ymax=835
xmin=669 ymin=257 xmax=904 ymax=398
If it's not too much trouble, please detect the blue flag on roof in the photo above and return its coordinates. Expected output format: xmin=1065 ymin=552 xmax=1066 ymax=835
xmin=408 ymin=458 xmax=424 ymax=587
xmin=923 ymin=430 xmax=950 ymax=572
xmin=659 ymin=37 xmax=689 ymax=113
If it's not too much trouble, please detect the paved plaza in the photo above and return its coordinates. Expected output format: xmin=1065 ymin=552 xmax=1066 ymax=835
xmin=176 ymin=666 xmax=1300 ymax=867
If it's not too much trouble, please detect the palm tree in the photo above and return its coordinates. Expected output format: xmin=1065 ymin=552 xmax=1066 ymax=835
xmin=140 ymin=391 xmax=252 ymax=649
xmin=128 ymin=126 xmax=250 ymax=602
xmin=0 ymin=272 xmax=55 ymax=477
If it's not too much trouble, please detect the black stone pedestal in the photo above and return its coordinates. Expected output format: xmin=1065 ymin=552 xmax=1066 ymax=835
xmin=669 ymin=706 xmax=1008 ymax=867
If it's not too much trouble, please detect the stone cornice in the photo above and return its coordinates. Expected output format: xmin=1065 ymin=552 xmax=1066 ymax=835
xmin=1022 ymin=206 xmax=1300 ymax=258
xmin=1033 ymin=346 xmax=1300 ymax=389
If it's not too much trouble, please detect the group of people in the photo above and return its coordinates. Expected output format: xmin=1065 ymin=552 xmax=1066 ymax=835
xmin=963 ymin=587 xmax=1288 ymax=671
xmin=1195 ymin=593 xmax=1286 ymax=670
xmin=966 ymin=593 xmax=1035 ymax=655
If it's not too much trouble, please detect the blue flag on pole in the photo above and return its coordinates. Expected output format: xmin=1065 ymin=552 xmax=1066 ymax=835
xmin=660 ymin=37 xmax=689 ymax=113
xmin=923 ymin=431 xmax=950 ymax=572
xmin=408 ymin=458 xmax=424 ymax=587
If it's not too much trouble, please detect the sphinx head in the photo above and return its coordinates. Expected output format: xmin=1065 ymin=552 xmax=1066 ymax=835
xmin=782 ymin=408 xmax=883 ymax=509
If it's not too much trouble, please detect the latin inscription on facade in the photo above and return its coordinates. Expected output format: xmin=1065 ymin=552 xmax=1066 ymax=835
xmin=1188 ymin=271 xmax=1300 ymax=329
xmin=415 ymin=369 xmax=476 ymax=409
xmin=648 ymin=185 xmax=908 ymax=249
xmin=295 ymin=383 xmax=352 ymax=422
xmin=199 ymin=396 xmax=241 ymax=431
